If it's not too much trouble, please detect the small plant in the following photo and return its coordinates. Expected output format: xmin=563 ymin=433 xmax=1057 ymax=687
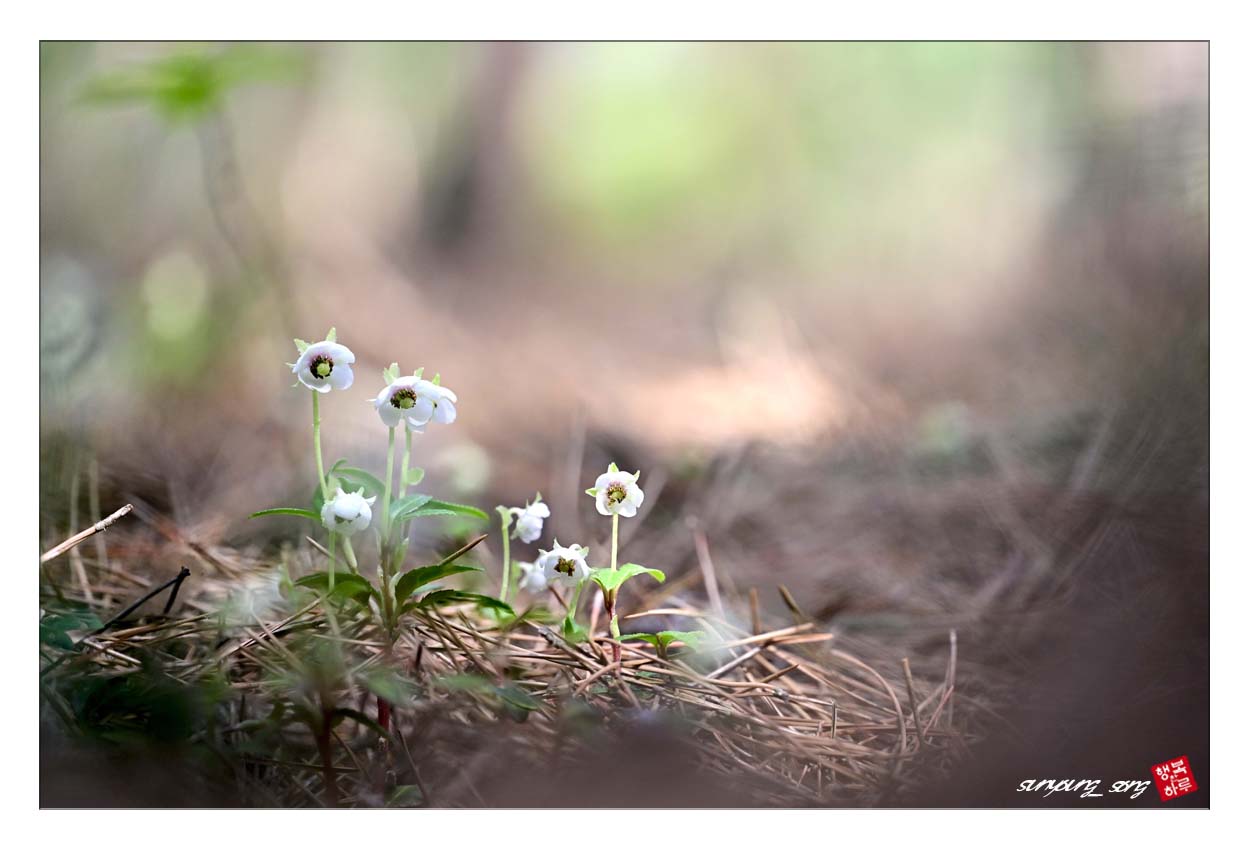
xmin=253 ymin=331 xmax=494 ymax=751
xmin=495 ymin=493 xmax=550 ymax=602
xmin=618 ymin=629 xmax=710 ymax=661
xmin=585 ymin=463 xmax=664 ymax=665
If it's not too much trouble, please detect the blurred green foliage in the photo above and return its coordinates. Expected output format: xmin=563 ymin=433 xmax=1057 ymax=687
xmin=79 ymin=44 xmax=306 ymax=122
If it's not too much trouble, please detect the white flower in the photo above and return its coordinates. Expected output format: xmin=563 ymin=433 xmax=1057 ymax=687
xmin=373 ymin=376 xmax=429 ymax=431
xmin=412 ymin=378 xmax=458 ymax=425
xmin=586 ymin=463 xmax=644 ymax=518
xmin=510 ymin=493 xmax=551 ymax=544
xmin=516 ymin=561 xmax=549 ymax=594
xmin=319 ymin=487 xmax=376 ymax=535
xmin=291 ymin=335 xmax=355 ymax=393
xmin=373 ymin=372 xmax=458 ymax=430
xmin=536 ymin=539 xmax=591 ymax=587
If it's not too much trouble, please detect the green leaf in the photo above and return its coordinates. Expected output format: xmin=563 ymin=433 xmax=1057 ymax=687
xmin=250 ymin=507 xmax=320 ymax=521
xmin=561 ymin=615 xmax=588 ymax=644
xmin=437 ymin=673 xmax=494 ymax=693
xmin=658 ymin=629 xmax=709 ymax=650
xmin=618 ymin=632 xmax=662 ymax=649
xmin=40 ymin=610 xmax=103 ymax=649
xmin=404 ymin=467 xmax=425 ymax=487
xmin=359 ymin=669 xmax=416 ymax=704
xmin=294 ymin=572 xmax=376 ymax=604
xmin=294 ymin=338 xmax=310 ymax=353
xmin=393 ymin=564 xmax=481 ymax=602
xmin=590 ymin=563 xmax=666 ymax=594
xmin=385 ymin=785 xmax=425 ymax=807
xmin=608 ymin=462 xmax=619 ymax=473
xmin=404 ymin=499 xmax=488 ymax=521
xmin=330 ymin=462 xmax=385 ymax=498
xmin=326 ymin=327 xmax=337 ymax=342
xmin=495 ymin=684 xmax=541 ymax=721
xmin=383 ymin=362 xmax=399 ymax=384
xmin=415 ymin=590 xmax=513 ymax=615
xmin=389 ymin=493 xmax=432 ymax=523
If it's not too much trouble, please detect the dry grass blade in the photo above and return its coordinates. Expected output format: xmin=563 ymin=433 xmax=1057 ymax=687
xmin=41 ymin=503 xmax=133 ymax=563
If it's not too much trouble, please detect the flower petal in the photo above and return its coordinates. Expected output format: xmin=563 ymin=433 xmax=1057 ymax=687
xmin=329 ymin=364 xmax=354 ymax=390
xmin=378 ymin=403 xmax=402 ymax=427
xmin=412 ymin=396 xmax=435 ymax=423
xmin=433 ymin=399 xmax=457 ymax=424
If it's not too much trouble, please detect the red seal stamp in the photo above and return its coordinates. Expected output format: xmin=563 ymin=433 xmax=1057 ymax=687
xmin=1151 ymin=755 xmax=1198 ymax=801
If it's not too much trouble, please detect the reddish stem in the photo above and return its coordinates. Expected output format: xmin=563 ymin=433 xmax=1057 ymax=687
xmin=316 ymin=707 xmax=341 ymax=807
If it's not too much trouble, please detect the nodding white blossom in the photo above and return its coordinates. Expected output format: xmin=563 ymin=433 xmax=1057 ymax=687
xmin=516 ymin=561 xmax=549 ymax=594
xmin=373 ymin=376 xmax=428 ymax=430
xmin=510 ymin=494 xmax=551 ymax=544
xmin=536 ymin=540 xmax=591 ymax=587
xmin=586 ymin=463 xmax=645 ymax=518
xmin=413 ymin=378 xmax=457 ymax=425
xmin=372 ymin=374 xmax=458 ymax=430
xmin=320 ymin=487 xmax=376 ymax=535
xmin=291 ymin=337 xmax=355 ymax=393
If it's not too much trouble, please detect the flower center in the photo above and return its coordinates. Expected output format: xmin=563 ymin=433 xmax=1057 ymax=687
xmin=390 ymin=387 xmax=417 ymax=409
xmin=606 ymin=482 xmax=628 ymax=505
xmin=555 ymin=558 xmax=577 ymax=577
xmin=310 ymin=354 xmax=334 ymax=379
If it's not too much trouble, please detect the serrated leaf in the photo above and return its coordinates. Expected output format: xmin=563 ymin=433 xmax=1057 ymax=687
xmin=393 ymin=564 xmax=481 ymax=602
xmin=389 ymin=493 xmax=432 ymax=523
xmin=589 ymin=563 xmax=666 ymax=594
xmin=250 ymin=507 xmax=320 ymax=521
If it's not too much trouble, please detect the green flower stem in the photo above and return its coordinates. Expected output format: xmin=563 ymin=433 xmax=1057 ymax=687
xmin=342 ymin=537 xmax=358 ymax=573
xmin=380 ymin=426 xmax=398 ymax=635
xmin=398 ymin=425 xmax=415 ymax=545
xmin=606 ymin=589 xmax=621 ymax=665
xmin=312 ymin=392 xmax=329 ymax=501
xmin=497 ymin=507 xmax=512 ymax=602
xmin=381 ymin=426 xmax=396 ymax=542
xmin=566 ymin=579 xmax=584 ymax=617
xmin=328 ymin=533 xmax=337 ymax=592
xmin=401 ymin=426 xmax=414 ymax=496
xmin=610 ymin=513 xmax=620 ymax=572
